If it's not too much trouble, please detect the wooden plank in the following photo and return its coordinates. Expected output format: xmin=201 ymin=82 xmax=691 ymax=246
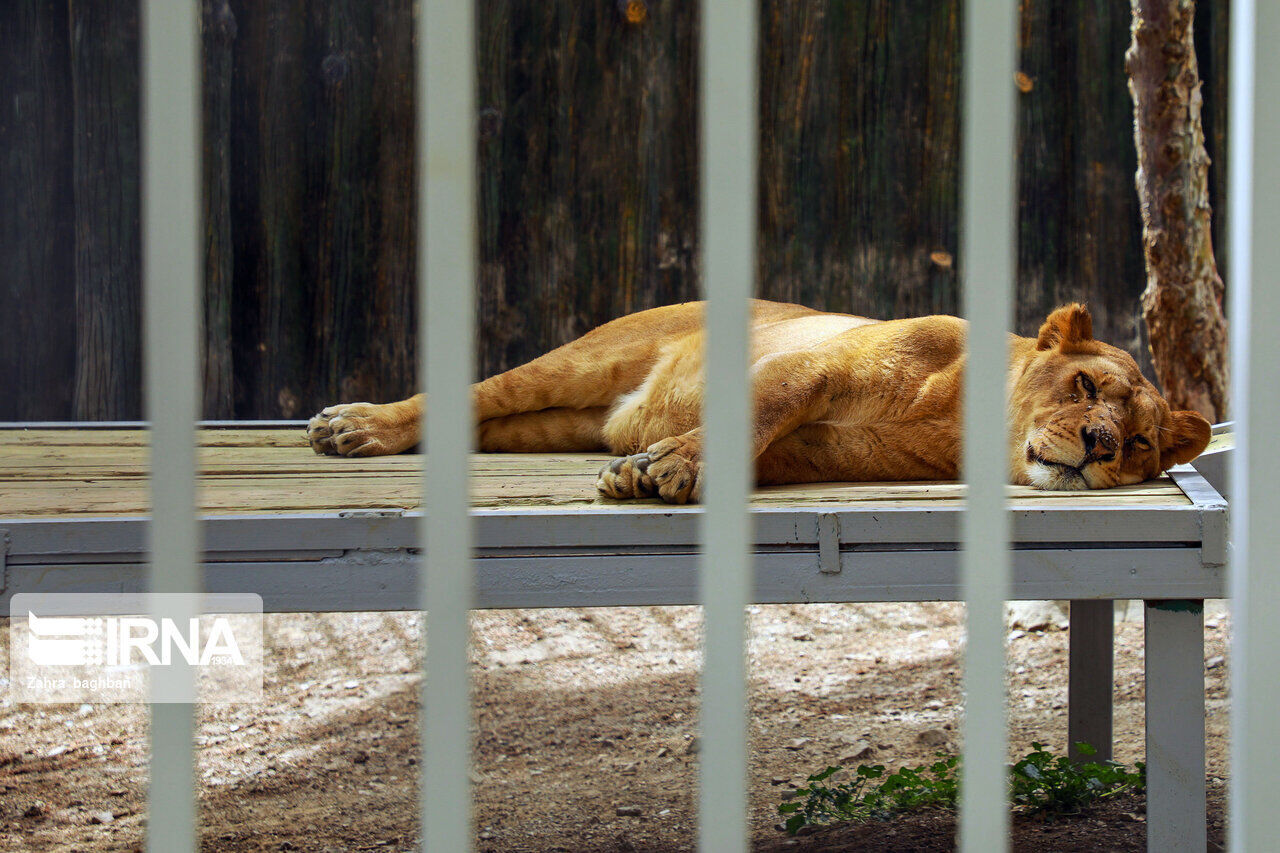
xmin=0 ymin=428 xmax=1196 ymax=518
xmin=0 ymin=483 xmax=1194 ymax=519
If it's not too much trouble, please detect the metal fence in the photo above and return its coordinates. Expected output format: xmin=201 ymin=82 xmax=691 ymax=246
xmin=136 ymin=0 xmax=1278 ymax=850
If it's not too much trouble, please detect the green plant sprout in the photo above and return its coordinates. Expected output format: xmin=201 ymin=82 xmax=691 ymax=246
xmin=778 ymin=742 xmax=1145 ymax=836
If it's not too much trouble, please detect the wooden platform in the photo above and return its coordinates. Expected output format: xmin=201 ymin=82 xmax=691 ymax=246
xmin=0 ymin=423 xmax=1227 ymax=612
xmin=0 ymin=424 xmax=1230 ymax=849
xmin=0 ymin=426 xmax=1192 ymax=518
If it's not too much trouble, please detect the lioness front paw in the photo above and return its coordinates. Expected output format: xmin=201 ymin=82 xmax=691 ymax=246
xmin=596 ymin=453 xmax=659 ymax=500
xmin=644 ymin=435 xmax=703 ymax=504
xmin=307 ymin=402 xmax=414 ymax=457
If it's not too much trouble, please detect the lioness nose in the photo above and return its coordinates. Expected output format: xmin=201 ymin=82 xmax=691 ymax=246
xmin=1081 ymin=425 xmax=1116 ymax=461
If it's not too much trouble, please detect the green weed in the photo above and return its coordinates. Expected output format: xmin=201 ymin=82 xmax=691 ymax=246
xmin=778 ymin=742 xmax=1145 ymax=835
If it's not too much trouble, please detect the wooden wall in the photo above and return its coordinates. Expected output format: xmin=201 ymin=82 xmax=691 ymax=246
xmin=0 ymin=0 xmax=1231 ymax=420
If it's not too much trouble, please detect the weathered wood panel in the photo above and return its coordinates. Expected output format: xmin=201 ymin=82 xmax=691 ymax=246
xmin=0 ymin=0 xmax=77 ymax=420
xmin=758 ymin=1 xmax=962 ymax=320
xmin=202 ymin=0 xmax=237 ymax=418
xmin=475 ymin=0 xmax=701 ymax=379
xmin=68 ymin=0 xmax=143 ymax=420
xmin=0 ymin=0 xmax=1234 ymax=420
xmin=1016 ymin=0 xmax=1149 ymax=372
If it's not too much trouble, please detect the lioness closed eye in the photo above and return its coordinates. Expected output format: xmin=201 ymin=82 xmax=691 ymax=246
xmin=307 ymin=300 xmax=1211 ymax=504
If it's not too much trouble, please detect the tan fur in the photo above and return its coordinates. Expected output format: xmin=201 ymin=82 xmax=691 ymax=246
xmin=308 ymin=300 xmax=1211 ymax=504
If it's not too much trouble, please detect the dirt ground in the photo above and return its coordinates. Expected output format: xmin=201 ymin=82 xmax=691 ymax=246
xmin=0 ymin=601 xmax=1230 ymax=852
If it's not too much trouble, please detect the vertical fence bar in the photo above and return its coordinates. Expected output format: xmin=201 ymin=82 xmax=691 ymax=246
xmin=959 ymin=1 xmax=1017 ymax=851
xmin=140 ymin=1 xmax=201 ymax=851
xmin=698 ymin=0 xmax=757 ymax=849
xmin=1228 ymin=0 xmax=1280 ymax=848
xmin=418 ymin=0 xmax=476 ymax=850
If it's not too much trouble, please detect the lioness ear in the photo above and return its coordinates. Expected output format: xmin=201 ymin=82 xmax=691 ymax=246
xmin=1159 ymin=410 xmax=1212 ymax=470
xmin=1036 ymin=303 xmax=1094 ymax=351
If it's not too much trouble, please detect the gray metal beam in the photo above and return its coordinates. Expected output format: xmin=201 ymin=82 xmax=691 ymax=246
xmin=1 ymin=547 xmax=1224 ymax=614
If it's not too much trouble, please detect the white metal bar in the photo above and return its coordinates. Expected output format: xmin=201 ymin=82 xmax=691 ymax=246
xmin=959 ymin=1 xmax=1017 ymax=850
xmin=1229 ymin=0 xmax=1280 ymax=848
xmin=1144 ymin=601 xmax=1207 ymax=853
xmin=140 ymin=1 xmax=201 ymax=850
xmin=418 ymin=0 xmax=476 ymax=849
xmin=698 ymin=0 xmax=757 ymax=848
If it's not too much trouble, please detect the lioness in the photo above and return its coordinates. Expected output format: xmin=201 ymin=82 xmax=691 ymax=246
xmin=307 ymin=300 xmax=1211 ymax=504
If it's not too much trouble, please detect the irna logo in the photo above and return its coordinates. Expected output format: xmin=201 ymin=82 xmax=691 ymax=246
xmin=26 ymin=611 xmax=245 ymax=667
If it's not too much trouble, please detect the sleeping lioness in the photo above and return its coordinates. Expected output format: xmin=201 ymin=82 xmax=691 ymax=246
xmin=306 ymin=300 xmax=1211 ymax=504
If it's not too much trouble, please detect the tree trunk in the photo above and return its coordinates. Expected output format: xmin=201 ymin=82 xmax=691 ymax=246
xmin=1126 ymin=0 xmax=1228 ymax=421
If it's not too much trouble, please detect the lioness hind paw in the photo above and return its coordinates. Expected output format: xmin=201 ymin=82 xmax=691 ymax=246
xmin=596 ymin=453 xmax=658 ymax=500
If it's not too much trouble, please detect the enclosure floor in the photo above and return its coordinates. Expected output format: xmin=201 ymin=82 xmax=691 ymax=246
xmin=0 ymin=426 xmax=1190 ymax=518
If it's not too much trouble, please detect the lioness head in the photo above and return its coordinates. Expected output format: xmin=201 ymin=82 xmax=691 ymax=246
xmin=1009 ymin=304 xmax=1211 ymax=490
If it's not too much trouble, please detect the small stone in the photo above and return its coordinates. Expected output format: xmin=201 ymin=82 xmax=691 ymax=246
xmin=23 ymin=800 xmax=46 ymax=818
xmin=616 ymin=805 xmax=643 ymax=817
xmin=792 ymin=632 xmax=815 ymax=642
xmin=684 ymin=737 xmax=700 ymax=755
xmin=656 ymin=747 xmax=670 ymax=758
xmin=924 ymin=700 xmax=945 ymax=710
xmin=1206 ymin=655 xmax=1225 ymax=669
xmin=278 ymin=843 xmax=298 ymax=851
xmin=343 ymin=680 xmax=359 ymax=690
xmin=786 ymin=738 xmax=809 ymax=750
xmin=770 ymin=776 xmax=789 ymax=785
xmin=1005 ymin=600 xmax=1069 ymax=632
xmin=89 ymin=811 xmax=115 ymax=825
xmin=838 ymin=739 xmax=875 ymax=762
xmin=352 ymin=751 xmax=370 ymax=764
xmin=917 ymin=728 xmax=949 ymax=747
xmin=618 ymin=763 xmax=638 ymax=776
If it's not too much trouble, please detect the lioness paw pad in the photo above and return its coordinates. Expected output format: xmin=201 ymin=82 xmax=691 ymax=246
xmin=596 ymin=453 xmax=658 ymax=500
xmin=644 ymin=437 xmax=703 ymax=504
